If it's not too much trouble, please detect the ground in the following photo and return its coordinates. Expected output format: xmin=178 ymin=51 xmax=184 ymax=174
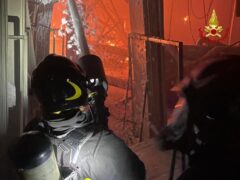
xmin=106 ymin=85 xmax=136 ymax=143
xmin=131 ymin=139 xmax=182 ymax=180
xmin=106 ymin=85 xmax=182 ymax=179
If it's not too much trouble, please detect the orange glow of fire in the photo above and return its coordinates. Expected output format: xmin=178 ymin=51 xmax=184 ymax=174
xmin=49 ymin=1 xmax=67 ymax=55
xmin=106 ymin=40 xmax=116 ymax=47
xmin=49 ymin=0 xmax=130 ymax=72
xmin=183 ymin=16 xmax=189 ymax=22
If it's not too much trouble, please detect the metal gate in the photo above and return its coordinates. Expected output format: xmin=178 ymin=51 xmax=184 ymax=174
xmin=127 ymin=33 xmax=183 ymax=141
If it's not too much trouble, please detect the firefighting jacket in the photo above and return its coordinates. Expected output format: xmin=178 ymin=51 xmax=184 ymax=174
xmin=25 ymin=120 xmax=146 ymax=180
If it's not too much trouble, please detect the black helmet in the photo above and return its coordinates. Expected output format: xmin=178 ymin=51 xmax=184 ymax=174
xmin=31 ymin=54 xmax=88 ymax=119
xmin=77 ymin=54 xmax=107 ymax=81
xmin=159 ymin=55 xmax=240 ymax=154
xmin=77 ymin=54 xmax=109 ymax=128
xmin=77 ymin=54 xmax=108 ymax=94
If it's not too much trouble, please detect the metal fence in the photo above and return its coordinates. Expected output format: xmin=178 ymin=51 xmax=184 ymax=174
xmin=127 ymin=33 xmax=183 ymax=141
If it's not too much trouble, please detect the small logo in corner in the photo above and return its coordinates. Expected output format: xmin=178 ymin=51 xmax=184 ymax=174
xmin=204 ymin=9 xmax=223 ymax=38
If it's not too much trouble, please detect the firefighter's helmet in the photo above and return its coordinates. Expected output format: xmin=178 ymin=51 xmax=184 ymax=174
xmin=31 ymin=54 xmax=88 ymax=119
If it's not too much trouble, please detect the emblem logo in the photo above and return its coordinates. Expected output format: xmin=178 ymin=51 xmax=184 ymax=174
xmin=204 ymin=9 xmax=223 ymax=38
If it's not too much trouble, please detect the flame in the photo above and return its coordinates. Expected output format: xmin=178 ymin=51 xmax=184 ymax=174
xmin=106 ymin=40 xmax=116 ymax=47
xmin=183 ymin=16 xmax=189 ymax=22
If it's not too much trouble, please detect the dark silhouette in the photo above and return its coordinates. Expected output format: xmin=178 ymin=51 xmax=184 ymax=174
xmin=159 ymin=55 xmax=240 ymax=180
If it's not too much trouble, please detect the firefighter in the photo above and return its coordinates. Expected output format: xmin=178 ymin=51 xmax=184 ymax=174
xmin=158 ymin=55 xmax=240 ymax=180
xmin=23 ymin=54 xmax=145 ymax=180
xmin=77 ymin=54 xmax=109 ymax=129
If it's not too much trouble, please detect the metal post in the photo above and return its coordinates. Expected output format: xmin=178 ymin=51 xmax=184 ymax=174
xmin=169 ymin=150 xmax=177 ymax=180
xmin=62 ymin=34 xmax=65 ymax=56
xmin=0 ymin=0 xmax=8 ymax=136
xmin=143 ymin=0 xmax=164 ymax=37
xmin=142 ymin=0 xmax=166 ymax=137
xmin=0 ymin=0 xmax=8 ymax=158
xmin=229 ymin=0 xmax=237 ymax=44
xmin=53 ymin=30 xmax=56 ymax=54
xmin=67 ymin=0 xmax=89 ymax=56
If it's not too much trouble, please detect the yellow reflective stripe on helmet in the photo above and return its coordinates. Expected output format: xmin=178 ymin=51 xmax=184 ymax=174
xmin=88 ymin=92 xmax=97 ymax=98
xmin=65 ymin=79 xmax=82 ymax=101
xmin=84 ymin=178 xmax=92 ymax=180
xmin=53 ymin=111 xmax=61 ymax=115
